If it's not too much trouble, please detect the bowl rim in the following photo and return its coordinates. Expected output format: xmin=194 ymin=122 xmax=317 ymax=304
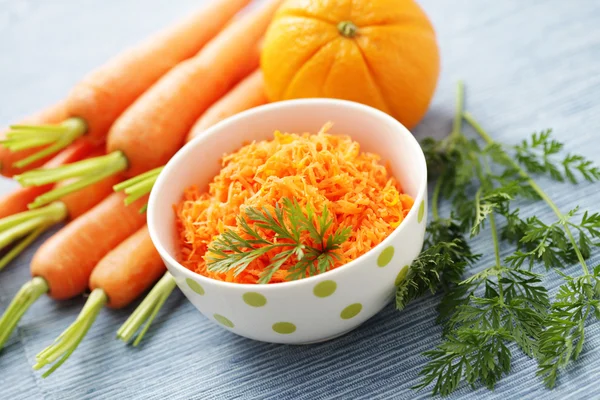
xmin=148 ymin=98 xmax=428 ymax=292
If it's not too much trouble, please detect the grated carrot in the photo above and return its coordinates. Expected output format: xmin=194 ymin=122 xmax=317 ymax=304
xmin=175 ymin=126 xmax=414 ymax=284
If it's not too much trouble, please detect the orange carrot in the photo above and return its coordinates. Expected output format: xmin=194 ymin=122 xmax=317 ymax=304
xmin=90 ymin=225 xmax=164 ymax=309
xmin=0 ymin=147 xmax=118 ymax=272
xmin=0 ymin=192 xmax=147 ymax=352
xmin=3 ymin=0 xmax=251 ymax=168
xmin=0 ymin=188 xmax=46 ymax=220
xmin=115 ymin=71 xmax=270 ymax=345
xmin=32 ymin=192 xmax=147 ymax=300
xmin=116 ymin=71 xmax=268 ymax=346
xmin=33 ymin=225 xmax=164 ymax=376
xmin=66 ymin=0 xmax=251 ymax=141
xmin=57 ymin=170 xmax=121 ymax=220
xmin=0 ymin=101 xmax=70 ymax=177
xmin=0 ymin=140 xmax=94 ymax=219
xmin=187 ymin=69 xmax=267 ymax=141
xmin=107 ymin=0 xmax=280 ymax=178
xmin=17 ymin=0 xmax=282 ymax=210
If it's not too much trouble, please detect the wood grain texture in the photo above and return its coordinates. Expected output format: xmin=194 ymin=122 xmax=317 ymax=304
xmin=1 ymin=0 xmax=599 ymax=399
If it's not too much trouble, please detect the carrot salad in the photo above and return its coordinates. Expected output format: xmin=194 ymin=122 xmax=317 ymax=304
xmin=175 ymin=125 xmax=414 ymax=284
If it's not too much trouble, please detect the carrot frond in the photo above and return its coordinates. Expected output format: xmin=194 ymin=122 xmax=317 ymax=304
xmin=206 ymin=199 xmax=350 ymax=284
xmin=33 ymin=288 xmax=107 ymax=377
xmin=116 ymin=271 xmax=177 ymax=346
xmin=15 ymin=151 xmax=128 ymax=209
xmin=113 ymin=166 xmax=163 ymax=210
xmin=2 ymin=118 xmax=87 ymax=168
xmin=0 ymin=277 xmax=49 ymax=350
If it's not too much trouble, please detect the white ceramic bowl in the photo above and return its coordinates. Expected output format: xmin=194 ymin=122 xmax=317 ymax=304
xmin=148 ymin=99 xmax=428 ymax=344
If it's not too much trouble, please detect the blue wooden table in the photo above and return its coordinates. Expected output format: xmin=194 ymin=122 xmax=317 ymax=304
xmin=1 ymin=1 xmax=599 ymax=398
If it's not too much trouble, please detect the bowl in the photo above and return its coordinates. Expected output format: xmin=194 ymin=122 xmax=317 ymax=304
xmin=148 ymin=99 xmax=428 ymax=344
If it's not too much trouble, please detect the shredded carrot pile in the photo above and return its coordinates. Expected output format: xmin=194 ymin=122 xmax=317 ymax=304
xmin=175 ymin=125 xmax=414 ymax=284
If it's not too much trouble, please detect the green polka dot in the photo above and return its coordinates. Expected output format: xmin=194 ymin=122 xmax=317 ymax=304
xmin=186 ymin=278 xmax=204 ymax=295
xmin=395 ymin=266 xmax=409 ymax=286
xmin=377 ymin=246 xmax=395 ymax=267
xmin=243 ymin=292 xmax=267 ymax=307
xmin=341 ymin=303 xmax=362 ymax=320
xmin=418 ymin=200 xmax=425 ymax=223
xmin=313 ymin=280 xmax=337 ymax=298
xmin=272 ymin=322 xmax=296 ymax=334
xmin=214 ymin=314 xmax=234 ymax=328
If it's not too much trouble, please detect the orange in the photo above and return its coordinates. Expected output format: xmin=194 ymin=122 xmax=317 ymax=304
xmin=260 ymin=0 xmax=440 ymax=129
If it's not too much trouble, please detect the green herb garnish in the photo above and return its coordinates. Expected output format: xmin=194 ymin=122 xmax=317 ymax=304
xmin=395 ymin=217 xmax=479 ymax=312
xmin=206 ymin=198 xmax=352 ymax=284
xmin=402 ymin=81 xmax=600 ymax=396
xmin=396 ymin=81 xmax=480 ymax=312
xmin=514 ymin=130 xmax=600 ymax=183
xmin=535 ymin=265 xmax=600 ymax=388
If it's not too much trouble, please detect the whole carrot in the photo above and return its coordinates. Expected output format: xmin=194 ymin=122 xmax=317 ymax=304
xmin=33 ymin=192 xmax=146 ymax=300
xmin=0 ymin=193 xmax=147 ymax=350
xmin=118 ymin=71 xmax=268 ymax=346
xmin=15 ymin=0 xmax=282 ymax=210
xmin=0 ymin=140 xmax=94 ymax=219
xmin=187 ymin=69 xmax=267 ymax=141
xmin=0 ymin=149 xmax=118 ymax=272
xmin=0 ymin=187 xmax=48 ymax=220
xmin=0 ymin=101 xmax=70 ymax=177
xmin=2 ymin=0 xmax=250 ymax=168
xmin=33 ymin=225 xmax=165 ymax=377
xmin=105 ymin=2 xmax=270 ymax=177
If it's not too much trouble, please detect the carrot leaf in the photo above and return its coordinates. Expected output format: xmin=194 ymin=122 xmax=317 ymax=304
xmin=0 ymin=277 xmax=49 ymax=350
xmin=2 ymin=118 xmax=87 ymax=168
xmin=206 ymin=198 xmax=351 ymax=284
xmin=413 ymin=82 xmax=600 ymax=396
xmin=117 ymin=271 xmax=177 ymax=346
xmin=33 ymin=288 xmax=107 ymax=377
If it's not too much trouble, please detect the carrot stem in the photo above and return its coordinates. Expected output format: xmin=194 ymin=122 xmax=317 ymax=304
xmin=2 ymin=136 xmax=60 ymax=150
xmin=113 ymin=167 xmax=162 ymax=192
xmin=0 ymin=202 xmax=66 ymax=231
xmin=0 ymin=277 xmax=49 ymax=350
xmin=123 ymin=179 xmax=156 ymax=206
xmin=16 ymin=152 xmax=126 ymax=186
xmin=15 ymin=151 xmax=128 ymax=209
xmin=114 ymin=166 xmax=163 ymax=207
xmin=0 ymin=216 xmax=49 ymax=249
xmin=15 ymin=141 xmax=82 ymax=170
xmin=116 ymin=271 xmax=177 ymax=346
xmin=27 ymin=168 xmax=121 ymax=210
xmin=0 ymin=226 xmax=47 ymax=271
xmin=3 ymin=118 xmax=87 ymax=168
xmin=10 ymin=124 xmax=70 ymax=132
xmin=0 ymin=202 xmax=67 ymax=251
xmin=33 ymin=288 xmax=107 ymax=377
